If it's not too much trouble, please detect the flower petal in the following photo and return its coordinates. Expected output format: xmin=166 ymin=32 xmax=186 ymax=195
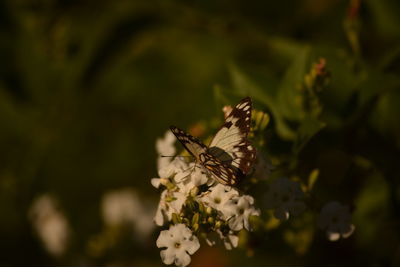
xmin=342 ymin=224 xmax=355 ymax=238
xmin=274 ymin=206 xmax=289 ymax=220
xmin=151 ymin=178 xmax=161 ymax=188
xmin=224 ymin=234 xmax=239 ymax=250
xmin=175 ymin=250 xmax=192 ymax=267
xmin=327 ymin=232 xmax=340 ymax=241
xmin=185 ymin=236 xmax=200 ymax=255
xmin=229 ymin=216 xmax=244 ymax=231
xmin=156 ymin=230 xmax=173 ymax=248
xmin=160 ymin=247 xmax=175 ymax=265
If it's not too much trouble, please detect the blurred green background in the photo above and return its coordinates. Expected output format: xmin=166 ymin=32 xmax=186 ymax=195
xmin=1 ymin=0 xmax=400 ymax=266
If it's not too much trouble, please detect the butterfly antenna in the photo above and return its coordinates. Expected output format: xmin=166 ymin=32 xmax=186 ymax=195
xmin=189 ymin=161 xmax=198 ymax=176
xmin=179 ymin=161 xmax=204 ymax=178
xmin=180 ymin=162 xmax=196 ymax=174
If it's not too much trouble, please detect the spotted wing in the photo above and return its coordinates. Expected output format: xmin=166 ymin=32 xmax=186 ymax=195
xmin=209 ymin=97 xmax=256 ymax=177
xmin=170 ymin=126 xmax=207 ymax=160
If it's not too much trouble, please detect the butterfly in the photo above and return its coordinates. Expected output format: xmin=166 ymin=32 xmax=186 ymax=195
xmin=170 ymin=97 xmax=256 ymax=185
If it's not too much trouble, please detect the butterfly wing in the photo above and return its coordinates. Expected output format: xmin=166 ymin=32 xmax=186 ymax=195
xmin=170 ymin=126 xmax=207 ymax=160
xmin=170 ymin=126 xmax=236 ymax=184
xmin=200 ymin=152 xmax=242 ymax=185
xmin=209 ymin=97 xmax=256 ymax=177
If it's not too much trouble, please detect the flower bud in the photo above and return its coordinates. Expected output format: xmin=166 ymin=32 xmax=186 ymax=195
xmin=159 ymin=177 xmax=169 ymax=186
xmin=198 ymin=202 xmax=205 ymax=213
xmin=206 ymin=207 xmax=213 ymax=215
xmin=172 ymin=213 xmax=181 ymax=224
xmin=190 ymin=186 xmax=199 ymax=197
xmin=192 ymin=213 xmax=199 ymax=226
xmin=192 ymin=223 xmax=199 ymax=232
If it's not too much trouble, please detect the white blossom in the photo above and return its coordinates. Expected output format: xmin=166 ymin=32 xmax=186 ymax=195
xmin=156 ymin=224 xmax=200 ymax=267
xmin=200 ymin=183 xmax=239 ymax=217
xmin=205 ymin=229 xmax=239 ymax=250
xmin=225 ymin=195 xmax=260 ymax=231
xmin=151 ymin=157 xmax=189 ymax=189
xmin=317 ymin=201 xmax=355 ymax=241
xmin=29 ymin=194 xmax=70 ymax=257
xmin=151 ymin=178 xmax=162 ymax=188
xmin=220 ymin=231 xmax=239 ymax=250
xmin=175 ymin=164 xmax=210 ymax=195
xmin=154 ymin=190 xmax=186 ymax=226
xmin=102 ymin=189 xmax=142 ymax=226
xmin=177 ymin=164 xmax=209 ymax=186
xmin=156 ymin=131 xmax=177 ymax=170
xmin=101 ymin=188 xmax=155 ymax=241
xmin=264 ymin=177 xmax=306 ymax=220
xmin=159 ymin=157 xmax=189 ymax=180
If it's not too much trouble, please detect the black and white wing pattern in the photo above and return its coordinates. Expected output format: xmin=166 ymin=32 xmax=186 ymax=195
xmin=170 ymin=97 xmax=256 ymax=186
xmin=208 ymin=97 xmax=256 ymax=183
xmin=170 ymin=126 xmax=207 ymax=161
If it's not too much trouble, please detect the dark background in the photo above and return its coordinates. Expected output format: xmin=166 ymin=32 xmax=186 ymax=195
xmin=1 ymin=0 xmax=400 ymax=266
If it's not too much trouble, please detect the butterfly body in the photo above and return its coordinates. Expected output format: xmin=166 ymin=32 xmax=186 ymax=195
xmin=170 ymin=97 xmax=256 ymax=185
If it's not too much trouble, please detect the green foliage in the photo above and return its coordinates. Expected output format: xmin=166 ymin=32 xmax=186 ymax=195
xmin=0 ymin=0 xmax=400 ymax=266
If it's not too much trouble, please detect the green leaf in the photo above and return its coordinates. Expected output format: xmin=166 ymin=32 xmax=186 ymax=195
xmin=378 ymin=45 xmax=400 ymax=71
xmin=277 ymin=46 xmax=311 ymax=121
xmin=307 ymin=169 xmax=319 ymax=191
xmin=229 ymin=64 xmax=296 ymax=140
xmin=213 ymin=84 xmax=231 ymax=106
xmin=293 ymin=116 xmax=325 ymax=155
xmin=366 ymin=0 xmax=400 ymax=38
xmin=353 ymin=172 xmax=389 ymax=247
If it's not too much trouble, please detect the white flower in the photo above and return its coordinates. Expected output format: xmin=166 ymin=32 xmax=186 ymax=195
xmin=151 ymin=178 xmax=162 ymax=188
xmin=264 ymin=177 xmax=306 ymax=220
xmin=220 ymin=230 xmax=239 ymax=250
xmin=189 ymin=166 xmax=210 ymax=186
xmin=154 ymin=190 xmax=186 ymax=226
xmin=101 ymin=188 xmax=155 ymax=241
xmin=29 ymin=194 xmax=70 ymax=257
xmin=159 ymin=157 xmax=189 ymax=179
xmin=205 ymin=229 xmax=239 ymax=250
xmin=174 ymin=163 xmax=208 ymax=185
xmin=156 ymin=224 xmax=200 ymax=267
xmin=175 ymin=164 xmax=210 ymax=195
xmin=225 ymin=195 xmax=260 ymax=231
xmin=317 ymin=201 xmax=355 ymax=241
xmin=102 ymin=189 xmax=142 ymax=226
xmin=200 ymin=183 xmax=239 ymax=217
xmin=156 ymin=131 xmax=177 ymax=170
xmin=152 ymin=158 xmax=189 ymax=189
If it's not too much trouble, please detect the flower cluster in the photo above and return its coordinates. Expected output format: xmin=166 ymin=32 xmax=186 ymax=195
xmin=29 ymin=194 xmax=70 ymax=257
xmin=152 ymin=107 xmax=356 ymax=266
xmin=152 ymin=131 xmax=260 ymax=266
